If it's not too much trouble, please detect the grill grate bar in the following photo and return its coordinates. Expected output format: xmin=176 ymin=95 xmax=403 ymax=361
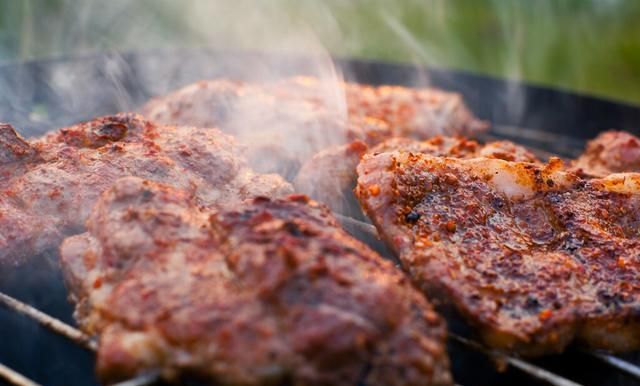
xmin=2 ymin=213 xmax=639 ymax=386
xmin=450 ymin=334 xmax=582 ymax=386
xmin=590 ymin=352 xmax=640 ymax=381
xmin=108 ymin=371 xmax=161 ymax=386
xmin=0 ymin=362 xmax=41 ymax=386
xmin=0 ymin=292 xmax=97 ymax=351
xmin=0 ymin=292 xmax=156 ymax=386
xmin=0 ymin=282 xmax=540 ymax=386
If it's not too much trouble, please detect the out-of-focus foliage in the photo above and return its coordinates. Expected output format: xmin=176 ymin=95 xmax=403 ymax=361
xmin=1 ymin=0 xmax=639 ymax=104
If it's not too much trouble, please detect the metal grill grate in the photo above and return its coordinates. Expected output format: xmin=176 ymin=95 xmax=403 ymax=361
xmin=0 ymin=362 xmax=40 ymax=386
xmin=0 ymin=290 xmax=587 ymax=386
xmin=2 ymin=214 xmax=640 ymax=386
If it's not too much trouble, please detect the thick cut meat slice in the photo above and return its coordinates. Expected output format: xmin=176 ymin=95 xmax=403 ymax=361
xmin=60 ymin=177 xmax=452 ymax=386
xmin=294 ymin=136 xmax=536 ymax=214
xmin=140 ymin=77 xmax=486 ymax=177
xmin=572 ymin=130 xmax=640 ymax=177
xmin=0 ymin=114 xmax=291 ymax=265
xmin=357 ymin=151 xmax=640 ymax=356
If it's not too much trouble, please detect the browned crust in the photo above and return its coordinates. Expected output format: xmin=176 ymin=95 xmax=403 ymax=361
xmin=0 ymin=114 xmax=292 ymax=265
xmin=356 ymin=151 xmax=640 ymax=356
xmin=572 ymin=130 xmax=640 ymax=178
xmin=61 ymin=177 xmax=452 ymax=385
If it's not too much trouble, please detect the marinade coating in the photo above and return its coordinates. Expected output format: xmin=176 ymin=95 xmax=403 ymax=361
xmin=61 ymin=177 xmax=452 ymax=385
xmin=294 ymin=136 xmax=536 ymax=214
xmin=572 ymin=130 xmax=640 ymax=177
xmin=357 ymin=151 xmax=640 ymax=356
xmin=140 ymin=77 xmax=487 ymax=177
xmin=0 ymin=114 xmax=291 ymax=265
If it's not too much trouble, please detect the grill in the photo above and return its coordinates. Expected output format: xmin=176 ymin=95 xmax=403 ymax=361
xmin=1 ymin=49 xmax=640 ymax=386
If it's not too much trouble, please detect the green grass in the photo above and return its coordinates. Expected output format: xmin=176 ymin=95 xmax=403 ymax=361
xmin=2 ymin=0 xmax=640 ymax=104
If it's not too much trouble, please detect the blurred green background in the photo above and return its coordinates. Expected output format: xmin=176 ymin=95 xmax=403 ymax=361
xmin=1 ymin=0 xmax=640 ymax=104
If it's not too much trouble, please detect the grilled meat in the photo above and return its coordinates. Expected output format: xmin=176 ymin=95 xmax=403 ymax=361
xmin=475 ymin=140 xmax=540 ymax=163
xmin=60 ymin=177 xmax=452 ymax=386
xmin=140 ymin=77 xmax=486 ymax=177
xmin=0 ymin=114 xmax=291 ymax=265
xmin=293 ymin=140 xmax=368 ymax=214
xmin=268 ymin=76 xmax=488 ymax=138
xmin=572 ymin=130 xmax=640 ymax=177
xmin=356 ymin=151 xmax=640 ymax=356
xmin=368 ymin=136 xmax=538 ymax=163
xmin=294 ymin=136 xmax=536 ymax=214
xmin=0 ymin=123 xmax=37 ymax=163
xmin=140 ymin=79 xmax=386 ymax=178
xmin=342 ymin=80 xmax=488 ymax=139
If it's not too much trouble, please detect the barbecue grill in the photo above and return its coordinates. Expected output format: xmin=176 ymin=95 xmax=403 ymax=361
xmin=1 ymin=49 xmax=640 ymax=386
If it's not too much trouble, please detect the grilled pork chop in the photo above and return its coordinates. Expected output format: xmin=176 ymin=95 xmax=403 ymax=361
xmin=572 ymin=130 xmax=640 ymax=177
xmin=0 ymin=114 xmax=291 ymax=265
xmin=140 ymin=77 xmax=486 ymax=177
xmin=294 ymin=136 xmax=536 ymax=213
xmin=357 ymin=151 xmax=640 ymax=356
xmin=60 ymin=177 xmax=452 ymax=386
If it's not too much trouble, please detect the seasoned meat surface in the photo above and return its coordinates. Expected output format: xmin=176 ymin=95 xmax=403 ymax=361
xmin=357 ymin=151 xmax=640 ymax=356
xmin=475 ymin=140 xmax=540 ymax=163
xmin=0 ymin=123 xmax=37 ymax=164
xmin=0 ymin=114 xmax=291 ymax=265
xmin=369 ymin=136 xmax=538 ymax=163
xmin=293 ymin=140 xmax=369 ymax=214
xmin=342 ymin=80 xmax=488 ymax=138
xmin=140 ymin=79 xmax=383 ymax=178
xmin=572 ymin=130 xmax=640 ymax=177
xmin=140 ymin=77 xmax=486 ymax=177
xmin=294 ymin=136 xmax=536 ymax=214
xmin=60 ymin=177 xmax=452 ymax=386
xmin=268 ymin=77 xmax=488 ymax=138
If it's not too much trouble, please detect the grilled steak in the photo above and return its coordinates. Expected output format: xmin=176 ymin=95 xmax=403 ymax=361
xmin=0 ymin=114 xmax=291 ymax=265
xmin=572 ymin=130 xmax=640 ymax=177
xmin=356 ymin=151 xmax=640 ymax=356
xmin=140 ymin=77 xmax=486 ymax=177
xmin=294 ymin=136 xmax=536 ymax=214
xmin=60 ymin=177 xmax=452 ymax=386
